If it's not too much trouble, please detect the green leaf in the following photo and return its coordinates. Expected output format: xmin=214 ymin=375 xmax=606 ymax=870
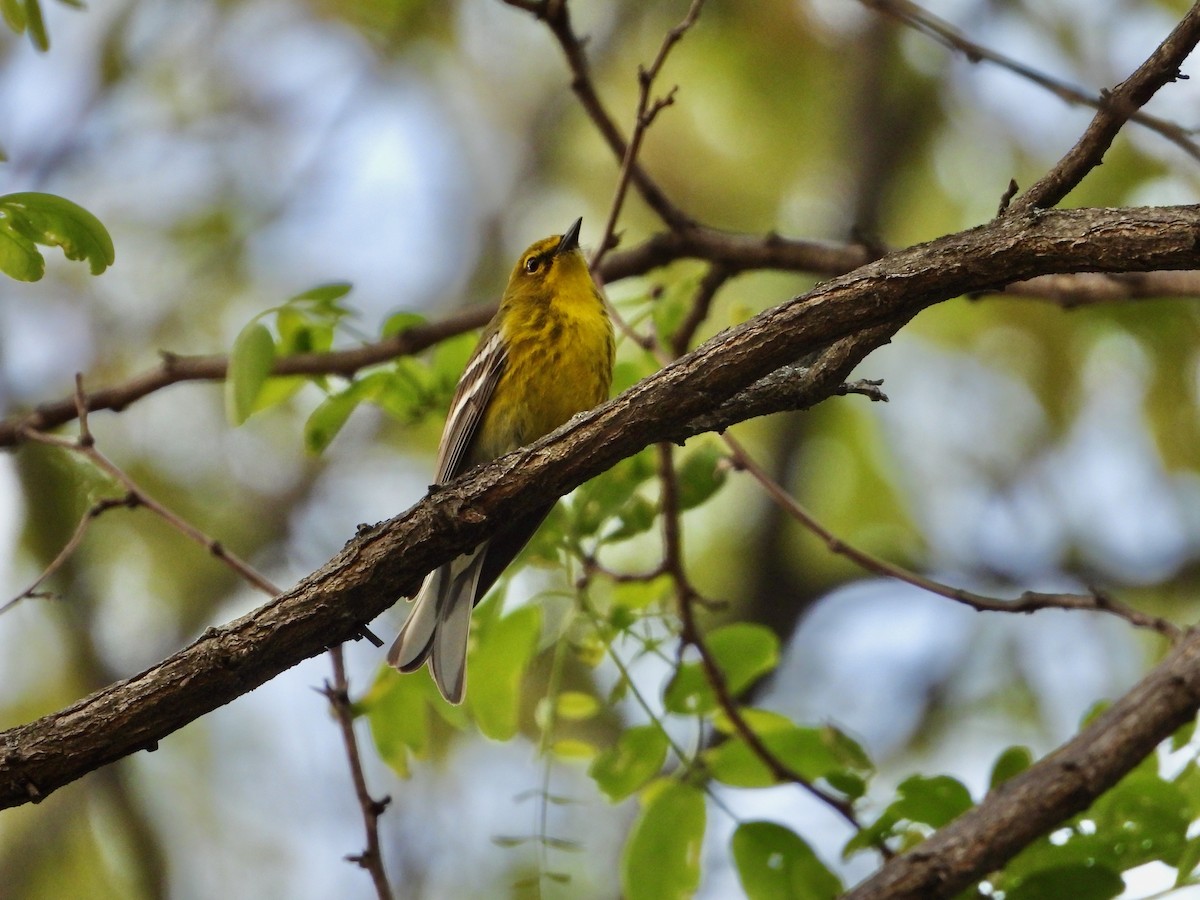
xmin=622 ymin=781 xmax=705 ymax=900
xmin=891 ymin=774 xmax=973 ymax=829
xmin=0 ymin=192 xmax=114 ymax=274
xmin=303 ymin=371 xmax=393 ymax=453
xmin=1086 ymin=771 xmax=1191 ymax=869
xmin=382 ymin=310 xmax=427 ymax=338
xmin=589 ymin=725 xmax=669 ymax=802
xmin=989 ymin=745 xmax=1034 ymax=791
xmin=732 ymin=821 xmax=842 ymax=900
xmin=551 ymin=739 xmax=597 ymax=760
xmin=23 ymin=0 xmax=44 ymax=50
xmin=431 ymin=331 xmax=479 ymax=392
xmin=289 ymin=281 xmax=353 ymax=310
xmin=1004 ymin=864 xmax=1123 ymax=900
xmin=555 ymin=691 xmax=601 ymax=721
xmin=707 ymin=724 xmax=845 ymax=789
xmin=663 ymin=624 xmax=779 ymax=715
xmin=571 ymin=450 xmax=656 ymax=538
xmin=364 ymin=667 xmax=433 ymax=779
xmin=0 ymin=0 xmax=47 ymax=50
xmin=0 ymin=221 xmax=43 ymax=281
xmin=276 ymin=307 xmax=333 ymax=356
xmin=373 ymin=360 xmax=435 ymax=422
xmin=651 ymin=276 xmax=697 ymax=348
xmin=0 ymin=0 xmax=27 ymax=34
xmin=1172 ymin=716 xmax=1197 ymax=751
xmin=305 ymin=391 xmax=360 ymax=454
xmin=612 ymin=576 xmax=671 ymax=612
xmin=225 ymin=321 xmax=277 ymax=425
xmin=710 ymin=624 xmax=779 ymax=694
xmin=464 ymin=604 xmax=541 ymax=741
xmin=675 ymin=443 xmax=728 ymax=511
xmin=605 ymin=495 xmax=659 ymax=544
xmin=1174 ymin=834 xmax=1200 ymax=886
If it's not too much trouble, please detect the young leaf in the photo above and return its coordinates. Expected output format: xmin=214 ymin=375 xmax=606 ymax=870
xmin=0 ymin=222 xmax=44 ymax=281
xmin=675 ymin=443 xmax=728 ymax=511
xmin=0 ymin=0 xmax=47 ymax=50
xmin=226 ymin=321 xmax=276 ymax=425
xmin=1003 ymin=864 xmax=1123 ymax=900
xmin=304 ymin=392 xmax=360 ymax=454
xmin=589 ymin=725 xmax=669 ymax=802
xmin=663 ymin=623 xmax=780 ymax=715
xmin=0 ymin=192 xmax=115 ymax=275
xmin=363 ymin=667 xmax=433 ymax=779
xmin=289 ymin=281 xmax=353 ymax=312
xmin=891 ymin=774 xmax=974 ymax=829
xmin=555 ymin=691 xmax=601 ymax=721
xmin=464 ymin=604 xmax=541 ymax=741
xmin=621 ymin=781 xmax=705 ymax=900
xmin=989 ymin=745 xmax=1034 ymax=791
xmin=707 ymin=724 xmax=842 ymax=789
xmin=732 ymin=821 xmax=842 ymax=900
xmin=382 ymin=310 xmax=427 ymax=338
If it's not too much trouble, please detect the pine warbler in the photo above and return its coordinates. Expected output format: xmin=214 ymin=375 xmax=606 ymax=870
xmin=388 ymin=218 xmax=615 ymax=703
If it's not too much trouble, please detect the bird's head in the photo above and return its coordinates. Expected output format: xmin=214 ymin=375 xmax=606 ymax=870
xmin=505 ymin=217 xmax=591 ymax=301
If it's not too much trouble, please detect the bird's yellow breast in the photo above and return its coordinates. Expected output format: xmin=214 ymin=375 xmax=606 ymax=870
xmin=477 ymin=274 xmax=614 ymax=462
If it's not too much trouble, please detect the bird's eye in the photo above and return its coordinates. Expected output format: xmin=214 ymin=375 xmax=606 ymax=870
xmin=524 ymin=256 xmax=541 ymax=274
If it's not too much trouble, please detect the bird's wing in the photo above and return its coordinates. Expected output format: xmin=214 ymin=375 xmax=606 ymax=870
xmin=434 ymin=326 xmax=507 ymax=483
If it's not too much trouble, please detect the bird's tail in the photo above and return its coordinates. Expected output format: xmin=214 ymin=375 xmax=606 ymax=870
xmin=386 ymin=544 xmax=488 ymax=704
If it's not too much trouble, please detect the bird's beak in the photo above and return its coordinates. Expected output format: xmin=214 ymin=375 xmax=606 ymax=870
xmin=556 ymin=217 xmax=582 ymax=256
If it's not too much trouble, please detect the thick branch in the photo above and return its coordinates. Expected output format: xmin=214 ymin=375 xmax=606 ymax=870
xmin=844 ymin=625 xmax=1200 ymax=899
xmin=3 ymin=206 xmax=1200 ymax=813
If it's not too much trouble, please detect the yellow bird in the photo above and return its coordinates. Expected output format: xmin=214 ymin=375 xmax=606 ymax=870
xmin=388 ymin=218 xmax=615 ymax=704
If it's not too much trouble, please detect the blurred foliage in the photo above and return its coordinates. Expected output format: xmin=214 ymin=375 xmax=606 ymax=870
xmin=3 ymin=0 xmax=1200 ymax=898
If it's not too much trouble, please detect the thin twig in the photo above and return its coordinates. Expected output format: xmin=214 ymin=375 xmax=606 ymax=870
xmin=6 ymin=248 xmax=1200 ymax=450
xmin=591 ymin=0 xmax=706 ymax=271
xmin=0 ymin=304 xmax=493 ymax=449
xmin=655 ymin=442 xmax=871 ymax=833
xmin=1010 ymin=1 xmax=1200 ymax=210
xmin=500 ymin=0 xmax=695 ymax=232
xmin=862 ymin=0 xmax=1200 ymax=164
xmin=323 ymin=646 xmax=395 ymax=900
xmin=18 ymin=377 xmax=396 ymax=891
xmin=670 ymin=264 xmax=730 ymax=357
xmin=0 ymin=493 xmax=139 ymax=616
xmin=724 ymin=433 xmax=1181 ymax=640
xmin=25 ymin=381 xmax=385 ymax=643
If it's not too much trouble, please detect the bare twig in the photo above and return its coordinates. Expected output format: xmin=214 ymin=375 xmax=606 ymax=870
xmin=16 ymin=377 xmax=396 ymax=891
xmin=863 ymin=0 xmax=1200 ymax=164
xmin=1011 ymin=1 xmax=1200 ymax=210
xmin=670 ymin=264 xmax=731 ymax=357
xmin=500 ymin=0 xmax=695 ymax=232
xmin=591 ymin=0 xmax=705 ymax=270
xmin=724 ymin=433 xmax=1181 ymax=640
xmin=16 ymin=379 xmax=388 ymax=650
xmin=323 ymin=646 xmax=394 ymax=900
xmin=0 ymin=493 xmax=139 ymax=616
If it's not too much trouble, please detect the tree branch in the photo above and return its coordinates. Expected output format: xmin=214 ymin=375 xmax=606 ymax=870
xmin=1012 ymin=1 xmax=1200 ymax=211
xmin=843 ymin=624 xmax=1200 ymax=899
xmin=863 ymin=0 xmax=1200 ymax=163
xmin=3 ymin=205 xmax=1200 ymax=815
xmin=5 ymin=232 xmax=1198 ymax=450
